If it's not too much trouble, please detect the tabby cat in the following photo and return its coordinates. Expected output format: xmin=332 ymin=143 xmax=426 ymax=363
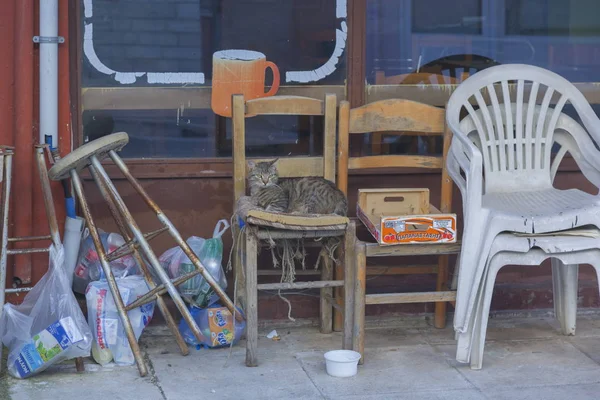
xmin=247 ymin=159 xmax=348 ymax=216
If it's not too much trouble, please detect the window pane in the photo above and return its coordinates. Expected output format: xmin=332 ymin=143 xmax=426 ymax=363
xmin=81 ymin=0 xmax=346 ymax=158
xmin=365 ymin=0 xmax=600 ymax=156
xmin=413 ymin=0 xmax=482 ymax=35
xmin=506 ymin=0 xmax=600 ymax=37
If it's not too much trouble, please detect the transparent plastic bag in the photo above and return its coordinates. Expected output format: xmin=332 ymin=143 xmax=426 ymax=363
xmin=159 ymin=220 xmax=229 ymax=307
xmin=0 ymin=244 xmax=93 ymax=378
xmin=72 ymin=229 xmax=141 ymax=294
xmin=178 ymin=300 xmax=245 ymax=349
xmin=86 ymin=275 xmax=155 ymax=366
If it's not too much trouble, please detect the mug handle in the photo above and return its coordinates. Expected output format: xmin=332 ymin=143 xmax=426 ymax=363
xmin=264 ymin=61 xmax=280 ymax=97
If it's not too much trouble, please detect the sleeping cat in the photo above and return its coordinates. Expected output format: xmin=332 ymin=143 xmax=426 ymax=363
xmin=247 ymin=159 xmax=348 ymax=216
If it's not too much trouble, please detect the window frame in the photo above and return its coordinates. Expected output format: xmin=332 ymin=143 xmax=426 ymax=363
xmin=71 ymin=0 xmax=589 ymax=177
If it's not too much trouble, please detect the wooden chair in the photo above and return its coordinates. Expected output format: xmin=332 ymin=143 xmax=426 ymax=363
xmin=372 ymin=72 xmax=466 ymax=156
xmin=337 ymin=99 xmax=460 ymax=363
xmin=232 ymin=94 xmax=356 ymax=367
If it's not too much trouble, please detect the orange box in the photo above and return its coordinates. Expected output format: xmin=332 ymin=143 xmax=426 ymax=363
xmin=356 ymin=188 xmax=457 ymax=245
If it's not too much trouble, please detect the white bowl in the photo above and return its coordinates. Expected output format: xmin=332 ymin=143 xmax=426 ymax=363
xmin=324 ymin=350 xmax=362 ymax=377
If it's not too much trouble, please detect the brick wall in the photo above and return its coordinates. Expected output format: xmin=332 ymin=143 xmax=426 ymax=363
xmin=84 ymin=0 xmax=343 ymax=86
xmin=85 ymin=0 xmax=216 ymax=86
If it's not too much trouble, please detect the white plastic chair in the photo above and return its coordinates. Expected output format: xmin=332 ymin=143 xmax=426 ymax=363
xmin=455 ymin=231 xmax=600 ymax=369
xmin=446 ymin=63 xmax=600 ymax=335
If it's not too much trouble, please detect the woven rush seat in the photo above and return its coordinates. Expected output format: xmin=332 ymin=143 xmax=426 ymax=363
xmin=236 ymin=196 xmax=349 ymax=231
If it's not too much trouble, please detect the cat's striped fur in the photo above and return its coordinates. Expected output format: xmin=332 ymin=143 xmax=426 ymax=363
xmin=247 ymin=159 xmax=347 ymax=216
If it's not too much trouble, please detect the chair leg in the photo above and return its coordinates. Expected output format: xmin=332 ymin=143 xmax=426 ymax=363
xmin=89 ymin=165 xmax=189 ymax=356
xmin=434 ymin=254 xmax=449 ymax=328
xmin=245 ymin=229 xmax=259 ymax=367
xmin=320 ymin=256 xmax=333 ymax=334
xmin=106 ymin=151 xmax=240 ymax=321
xmin=551 ymin=259 xmax=578 ymax=336
xmin=353 ymin=241 xmax=366 ymax=365
xmin=333 ymin=251 xmax=344 ymax=332
xmin=343 ymin=222 xmax=356 ymax=350
xmin=470 ymin=262 xmax=503 ymax=370
xmin=0 ymin=153 xmax=12 ymax=373
xmin=232 ymin=221 xmax=247 ymax=312
xmin=70 ymin=170 xmax=148 ymax=377
xmin=36 ymin=147 xmax=86 ymax=371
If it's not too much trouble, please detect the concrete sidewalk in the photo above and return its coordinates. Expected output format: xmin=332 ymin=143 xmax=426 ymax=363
xmin=5 ymin=313 xmax=600 ymax=400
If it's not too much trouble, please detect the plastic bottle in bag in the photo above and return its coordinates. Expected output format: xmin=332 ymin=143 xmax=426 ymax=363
xmin=159 ymin=220 xmax=229 ymax=306
xmin=176 ymin=237 xmax=205 ymax=297
xmin=190 ymin=220 xmax=229 ymax=308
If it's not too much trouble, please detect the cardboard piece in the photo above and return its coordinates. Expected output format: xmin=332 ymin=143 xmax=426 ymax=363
xmin=356 ymin=188 xmax=457 ymax=245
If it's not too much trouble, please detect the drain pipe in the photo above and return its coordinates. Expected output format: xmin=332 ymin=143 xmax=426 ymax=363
xmin=37 ymin=0 xmax=62 ymax=148
xmin=38 ymin=0 xmax=83 ymax=281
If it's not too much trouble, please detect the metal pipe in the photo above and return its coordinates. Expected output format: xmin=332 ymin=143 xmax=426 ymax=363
xmin=5 ymin=287 xmax=33 ymax=294
xmin=108 ymin=150 xmax=244 ymax=322
xmin=69 ymin=169 xmax=148 ymax=377
xmin=89 ymin=155 xmax=208 ymax=343
xmin=0 ymin=152 xmax=13 ymax=371
xmin=88 ymin=165 xmax=189 ymax=356
xmin=39 ymin=0 xmax=59 ymax=146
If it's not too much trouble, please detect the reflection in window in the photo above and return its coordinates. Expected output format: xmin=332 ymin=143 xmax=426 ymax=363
xmin=81 ymin=0 xmax=345 ymax=158
xmin=506 ymin=0 xmax=600 ymax=37
xmin=365 ymin=0 xmax=600 ymax=156
xmin=83 ymin=110 xmax=324 ymax=159
xmin=412 ymin=0 xmax=482 ymax=35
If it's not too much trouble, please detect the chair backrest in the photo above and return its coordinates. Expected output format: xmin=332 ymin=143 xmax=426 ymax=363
xmin=232 ymin=94 xmax=337 ymax=202
xmin=447 ymin=63 xmax=599 ymax=193
xmin=375 ymin=71 xmax=465 ymax=86
xmin=337 ymin=99 xmax=453 ymax=213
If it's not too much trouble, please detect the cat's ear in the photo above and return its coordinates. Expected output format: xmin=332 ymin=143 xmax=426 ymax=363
xmin=268 ymin=158 xmax=279 ymax=166
xmin=247 ymin=160 xmax=256 ymax=169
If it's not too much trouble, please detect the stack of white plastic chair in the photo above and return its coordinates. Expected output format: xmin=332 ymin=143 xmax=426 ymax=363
xmin=446 ymin=63 xmax=600 ymax=368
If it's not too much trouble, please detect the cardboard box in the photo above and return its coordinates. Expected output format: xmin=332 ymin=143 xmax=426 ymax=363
xmin=356 ymin=188 xmax=457 ymax=245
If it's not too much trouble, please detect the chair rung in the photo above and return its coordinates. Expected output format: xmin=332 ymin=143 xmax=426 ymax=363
xmin=8 ymin=235 xmax=51 ymax=242
xmin=144 ymin=226 xmax=170 ymax=241
xmin=107 ymin=226 xmax=170 ymax=262
xmin=367 ymin=264 xmax=438 ymax=275
xmin=257 ymin=269 xmax=320 ymax=276
xmin=255 ymin=230 xmax=344 ymax=240
xmin=125 ymin=270 xmax=202 ymax=311
xmin=365 ymin=290 xmax=456 ymax=305
xmin=257 ymin=280 xmax=344 ymax=291
xmin=106 ymin=246 xmax=134 ymax=263
xmin=7 ymin=247 xmax=49 ymax=255
xmin=365 ymin=242 xmax=461 ymax=257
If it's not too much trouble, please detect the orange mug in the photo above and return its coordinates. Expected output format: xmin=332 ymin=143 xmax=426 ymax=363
xmin=211 ymin=50 xmax=280 ymax=117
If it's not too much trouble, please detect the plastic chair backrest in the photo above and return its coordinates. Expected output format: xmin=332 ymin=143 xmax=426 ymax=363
xmin=447 ymin=64 xmax=599 ymax=193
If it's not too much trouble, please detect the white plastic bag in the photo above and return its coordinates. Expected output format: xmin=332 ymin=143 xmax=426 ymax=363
xmin=0 ymin=244 xmax=93 ymax=378
xmin=86 ymin=275 xmax=155 ymax=365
